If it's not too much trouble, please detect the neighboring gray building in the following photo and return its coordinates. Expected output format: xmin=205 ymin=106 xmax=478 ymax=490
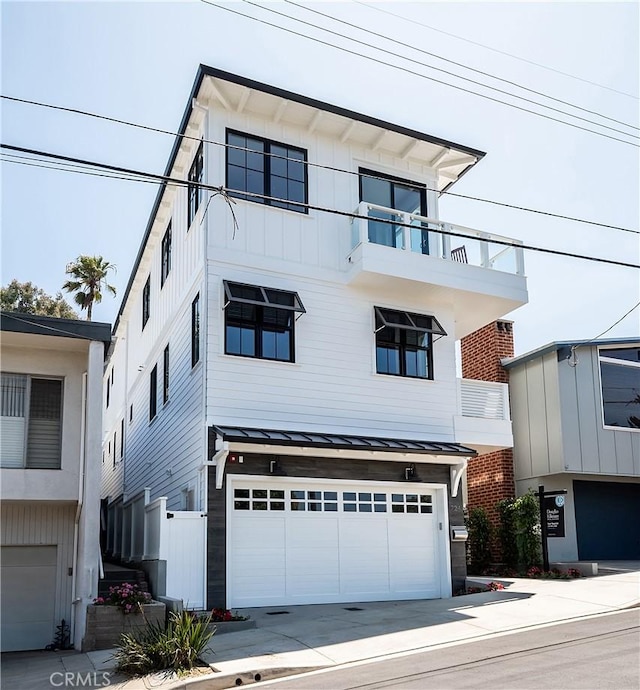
xmin=504 ymin=338 xmax=640 ymax=562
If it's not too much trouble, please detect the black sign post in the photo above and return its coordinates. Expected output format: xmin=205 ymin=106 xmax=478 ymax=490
xmin=535 ymin=485 xmax=568 ymax=572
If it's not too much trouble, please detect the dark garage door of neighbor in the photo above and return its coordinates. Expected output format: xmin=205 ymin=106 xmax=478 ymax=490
xmin=574 ymin=481 xmax=640 ymax=560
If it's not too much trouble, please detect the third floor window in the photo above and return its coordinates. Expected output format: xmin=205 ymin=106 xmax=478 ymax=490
xmin=188 ymin=143 xmax=203 ymax=228
xmin=161 ymin=222 xmax=172 ymax=287
xmin=142 ymin=276 xmax=150 ymax=329
xmin=226 ymin=131 xmax=307 ymax=213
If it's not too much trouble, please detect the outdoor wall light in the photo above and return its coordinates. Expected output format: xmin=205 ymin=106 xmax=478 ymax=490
xmin=269 ymin=457 xmax=286 ymax=476
xmin=404 ymin=463 xmax=420 ymax=481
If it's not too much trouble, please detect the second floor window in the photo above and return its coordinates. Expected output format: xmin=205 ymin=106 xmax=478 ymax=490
xmin=599 ymin=347 xmax=640 ymax=429
xmin=188 ymin=143 xmax=204 ymax=228
xmin=360 ymin=169 xmax=428 ymax=254
xmin=226 ymin=131 xmax=307 ymax=213
xmin=161 ymin=222 xmax=172 ymax=287
xmin=191 ymin=294 xmax=200 ymax=367
xmin=374 ymin=307 xmax=446 ymax=380
xmin=142 ymin=277 xmax=151 ymax=329
xmin=149 ymin=364 xmax=158 ymax=421
xmin=223 ymin=281 xmax=305 ymax=363
xmin=0 ymin=374 xmax=63 ymax=469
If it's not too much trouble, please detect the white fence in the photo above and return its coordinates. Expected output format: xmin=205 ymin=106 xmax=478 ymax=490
xmin=108 ymin=490 xmax=206 ymax=609
xmin=458 ymin=378 xmax=510 ymax=421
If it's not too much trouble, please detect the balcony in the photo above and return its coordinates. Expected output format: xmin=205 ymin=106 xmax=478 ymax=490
xmin=346 ymin=202 xmax=528 ymax=338
xmin=454 ymin=378 xmax=513 ymax=454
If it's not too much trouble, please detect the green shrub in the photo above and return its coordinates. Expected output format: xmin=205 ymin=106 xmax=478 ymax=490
xmin=497 ymin=498 xmax=518 ymax=569
xmin=113 ymin=609 xmax=215 ymax=676
xmin=466 ymin=507 xmax=493 ymax=574
xmin=497 ymin=490 xmax=541 ymax=571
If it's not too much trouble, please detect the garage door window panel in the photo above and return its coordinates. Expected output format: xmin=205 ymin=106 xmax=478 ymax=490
xmin=233 ymin=488 xmax=285 ymax=511
xmin=1 ymin=374 xmax=63 ymax=469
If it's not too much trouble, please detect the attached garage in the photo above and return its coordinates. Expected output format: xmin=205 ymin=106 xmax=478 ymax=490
xmin=0 ymin=546 xmax=57 ymax=652
xmin=574 ymin=481 xmax=640 ymax=560
xmin=227 ymin=477 xmax=450 ymax=608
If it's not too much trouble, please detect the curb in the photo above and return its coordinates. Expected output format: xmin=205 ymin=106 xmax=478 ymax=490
xmin=162 ymin=666 xmax=324 ymax=690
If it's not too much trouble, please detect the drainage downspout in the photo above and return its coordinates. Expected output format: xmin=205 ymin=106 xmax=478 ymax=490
xmin=70 ymin=371 xmax=88 ymax=642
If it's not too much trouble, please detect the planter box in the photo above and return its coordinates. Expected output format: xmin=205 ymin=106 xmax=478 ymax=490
xmin=83 ymin=602 xmax=166 ymax=651
xmin=207 ymin=619 xmax=256 ymax=635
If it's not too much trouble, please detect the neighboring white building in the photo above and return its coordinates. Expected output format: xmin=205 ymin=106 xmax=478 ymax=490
xmin=504 ymin=338 xmax=640 ymax=562
xmin=0 ymin=312 xmax=111 ymax=652
xmin=102 ymin=66 xmax=528 ymax=609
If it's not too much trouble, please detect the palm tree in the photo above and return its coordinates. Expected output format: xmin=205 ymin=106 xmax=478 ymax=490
xmin=63 ymin=255 xmax=116 ymax=320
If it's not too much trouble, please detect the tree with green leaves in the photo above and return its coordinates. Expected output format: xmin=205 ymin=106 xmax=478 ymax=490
xmin=1 ymin=279 xmax=78 ymax=318
xmin=63 ymin=255 xmax=116 ymax=321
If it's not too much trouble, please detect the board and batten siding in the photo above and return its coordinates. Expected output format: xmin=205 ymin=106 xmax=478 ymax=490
xmin=205 ymin=266 xmax=458 ymax=439
xmin=1 ymin=502 xmax=75 ymax=638
xmin=510 ymin=347 xmax=640 ymax=480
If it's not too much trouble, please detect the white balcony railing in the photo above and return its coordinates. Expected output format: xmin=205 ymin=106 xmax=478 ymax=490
xmin=458 ymin=378 xmax=510 ymax=421
xmin=350 ymin=201 xmax=525 ymax=276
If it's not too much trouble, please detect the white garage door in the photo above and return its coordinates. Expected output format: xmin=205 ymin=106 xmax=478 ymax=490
xmin=227 ymin=478 xmax=447 ymax=607
xmin=1 ymin=546 xmax=57 ymax=651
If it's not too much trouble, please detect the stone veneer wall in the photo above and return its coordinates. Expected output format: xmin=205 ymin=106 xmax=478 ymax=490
xmin=83 ymin=602 xmax=165 ymax=651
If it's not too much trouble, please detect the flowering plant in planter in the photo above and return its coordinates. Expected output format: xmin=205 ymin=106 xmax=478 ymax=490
xmin=93 ymin=583 xmax=152 ymax=614
xmin=209 ymin=607 xmax=248 ymax=622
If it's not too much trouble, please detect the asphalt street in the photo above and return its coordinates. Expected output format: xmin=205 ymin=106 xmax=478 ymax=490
xmin=256 ymin=609 xmax=640 ymax=690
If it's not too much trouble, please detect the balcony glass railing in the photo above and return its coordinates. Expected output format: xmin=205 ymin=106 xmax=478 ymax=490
xmin=350 ymin=202 xmax=525 ymax=276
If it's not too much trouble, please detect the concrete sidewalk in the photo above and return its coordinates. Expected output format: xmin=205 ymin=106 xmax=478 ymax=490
xmin=3 ymin=568 xmax=639 ymax=690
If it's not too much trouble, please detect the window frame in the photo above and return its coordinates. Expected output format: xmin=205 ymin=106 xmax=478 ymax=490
xmin=149 ymin=364 xmax=158 ymax=422
xmin=223 ymin=281 xmax=305 ymax=364
xmin=161 ymin=222 xmax=172 ymax=287
xmin=119 ymin=418 xmax=124 ymax=459
xmin=142 ymin=276 xmax=151 ymax=330
xmin=225 ymin=129 xmax=309 ymax=214
xmin=0 ymin=373 xmax=64 ymax=470
xmin=598 ymin=346 xmax=640 ymax=431
xmin=374 ymin=307 xmax=446 ymax=380
xmin=188 ymin=142 xmax=204 ymax=228
xmin=191 ymin=294 xmax=200 ymax=367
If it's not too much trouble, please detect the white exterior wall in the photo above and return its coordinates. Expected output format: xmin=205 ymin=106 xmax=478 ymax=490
xmin=511 ymin=347 xmax=640 ymax=481
xmin=1 ymin=344 xmax=86 ymax=501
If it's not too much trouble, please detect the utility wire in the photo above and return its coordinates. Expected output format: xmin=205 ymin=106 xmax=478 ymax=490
xmin=354 ymin=0 xmax=639 ymax=101
xmin=199 ymin=0 xmax=639 ymax=147
xmin=567 ymin=301 xmax=640 ymax=365
xmin=284 ymin=0 xmax=638 ymax=132
xmin=2 ymin=143 xmax=639 ymax=270
xmin=3 ymin=95 xmax=637 ymax=235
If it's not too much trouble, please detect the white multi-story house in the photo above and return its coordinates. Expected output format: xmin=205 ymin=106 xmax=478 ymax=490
xmin=102 ymin=66 xmax=528 ymax=609
xmin=1 ymin=312 xmax=111 ymax=652
xmin=504 ymin=337 xmax=640 ymax=562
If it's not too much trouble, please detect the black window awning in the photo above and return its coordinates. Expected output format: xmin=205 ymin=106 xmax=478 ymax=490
xmin=212 ymin=425 xmax=476 ymax=457
xmin=374 ymin=307 xmax=447 ymax=338
xmin=223 ymin=281 xmax=305 ymax=313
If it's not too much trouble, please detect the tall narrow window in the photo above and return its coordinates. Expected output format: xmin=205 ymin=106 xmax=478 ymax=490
xmin=106 ymin=376 xmax=110 ymax=408
xmin=120 ymin=418 xmax=124 ymax=459
xmin=142 ymin=276 xmax=151 ymax=329
xmin=188 ymin=143 xmax=204 ymax=227
xmin=374 ymin=307 xmax=446 ymax=380
xmin=1 ymin=374 xmax=64 ymax=469
xmin=149 ymin=365 xmax=157 ymax=421
xmin=161 ymin=222 xmax=172 ymax=287
xmin=360 ymin=169 xmax=429 ymax=254
xmin=112 ymin=430 xmax=117 ymax=468
xmin=226 ymin=131 xmax=307 ymax=213
xmin=163 ymin=344 xmax=170 ymax=404
xmin=191 ymin=294 xmax=200 ymax=367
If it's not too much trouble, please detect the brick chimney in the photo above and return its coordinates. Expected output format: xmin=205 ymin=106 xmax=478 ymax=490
xmin=460 ymin=320 xmax=515 ymax=560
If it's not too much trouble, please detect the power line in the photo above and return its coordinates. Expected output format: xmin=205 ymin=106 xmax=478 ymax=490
xmin=199 ymin=0 xmax=640 ymax=148
xmin=2 ymin=94 xmax=638 ymax=235
xmin=354 ymin=1 xmax=639 ymax=101
xmin=284 ymin=0 xmax=638 ymax=132
xmin=2 ymin=142 xmax=639 ymax=270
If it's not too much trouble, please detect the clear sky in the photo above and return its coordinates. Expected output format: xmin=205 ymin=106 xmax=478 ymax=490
xmin=1 ymin=1 xmax=638 ymax=355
